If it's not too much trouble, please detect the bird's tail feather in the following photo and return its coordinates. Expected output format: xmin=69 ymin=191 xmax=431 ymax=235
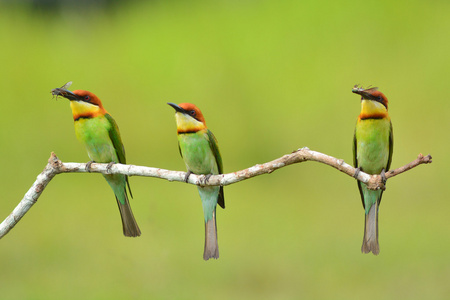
xmin=203 ymin=210 xmax=219 ymax=260
xmin=116 ymin=193 xmax=141 ymax=237
xmin=361 ymin=201 xmax=379 ymax=255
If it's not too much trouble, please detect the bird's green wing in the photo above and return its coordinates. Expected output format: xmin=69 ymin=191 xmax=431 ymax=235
xmin=206 ymin=130 xmax=222 ymax=174
xmin=353 ymin=127 xmax=365 ymax=208
xmin=178 ymin=142 xmax=183 ymax=158
xmin=105 ymin=113 xmax=132 ymax=197
xmin=207 ymin=129 xmax=225 ymax=209
xmin=353 ymin=128 xmax=358 ymax=169
xmin=105 ymin=113 xmax=126 ymax=164
xmin=386 ymin=121 xmax=393 ymax=171
xmin=377 ymin=121 xmax=393 ymax=207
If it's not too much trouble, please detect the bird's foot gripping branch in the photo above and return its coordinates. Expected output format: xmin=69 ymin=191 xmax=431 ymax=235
xmin=0 ymin=149 xmax=431 ymax=240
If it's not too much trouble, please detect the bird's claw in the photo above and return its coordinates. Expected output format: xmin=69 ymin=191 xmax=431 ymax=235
xmin=204 ymin=174 xmax=212 ymax=184
xmin=106 ymin=161 xmax=116 ymax=174
xmin=381 ymin=169 xmax=387 ymax=184
xmin=184 ymin=170 xmax=192 ymax=183
xmin=353 ymin=167 xmax=361 ymax=179
xmin=85 ymin=161 xmax=95 ymax=172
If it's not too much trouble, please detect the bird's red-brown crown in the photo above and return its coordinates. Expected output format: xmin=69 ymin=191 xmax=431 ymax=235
xmin=72 ymin=90 xmax=105 ymax=109
xmin=178 ymin=103 xmax=206 ymax=125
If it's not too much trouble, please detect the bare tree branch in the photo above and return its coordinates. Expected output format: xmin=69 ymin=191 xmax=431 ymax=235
xmin=0 ymin=148 xmax=432 ymax=239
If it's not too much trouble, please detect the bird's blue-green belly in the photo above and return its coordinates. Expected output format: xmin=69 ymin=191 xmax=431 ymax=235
xmin=178 ymin=132 xmax=219 ymax=222
xmin=74 ymin=116 xmax=127 ymax=204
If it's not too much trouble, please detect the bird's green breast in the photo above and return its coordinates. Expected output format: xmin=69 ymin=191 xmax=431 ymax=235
xmin=355 ymin=118 xmax=391 ymax=174
xmin=178 ymin=131 xmax=218 ymax=175
xmin=74 ymin=116 xmax=117 ymax=163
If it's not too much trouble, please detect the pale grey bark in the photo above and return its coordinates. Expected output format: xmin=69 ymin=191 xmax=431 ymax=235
xmin=0 ymin=148 xmax=432 ymax=239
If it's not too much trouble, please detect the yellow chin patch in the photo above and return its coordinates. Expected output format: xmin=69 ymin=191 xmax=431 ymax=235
xmin=70 ymin=101 xmax=102 ymax=120
xmin=175 ymin=112 xmax=206 ymax=133
xmin=360 ymin=100 xmax=388 ymax=119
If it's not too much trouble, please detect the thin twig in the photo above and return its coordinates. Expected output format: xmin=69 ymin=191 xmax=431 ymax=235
xmin=0 ymin=148 xmax=432 ymax=239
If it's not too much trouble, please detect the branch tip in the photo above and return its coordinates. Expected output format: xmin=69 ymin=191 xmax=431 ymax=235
xmin=48 ymin=152 xmax=63 ymax=170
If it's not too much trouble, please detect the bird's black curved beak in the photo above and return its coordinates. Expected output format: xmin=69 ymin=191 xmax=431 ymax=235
xmin=167 ymin=102 xmax=187 ymax=114
xmin=51 ymin=88 xmax=79 ymax=101
xmin=352 ymin=86 xmax=379 ymax=101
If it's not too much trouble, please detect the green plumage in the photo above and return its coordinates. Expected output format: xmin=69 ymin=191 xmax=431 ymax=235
xmin=178 ymin=128 xmax=224 ymax=260
xmin=74 ymin=114 xmax=140 ymax=237
xmin=353 ymin=117 xmax=393 ymax=254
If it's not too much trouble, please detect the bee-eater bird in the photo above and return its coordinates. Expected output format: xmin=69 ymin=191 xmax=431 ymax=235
xmin=352 ymin=86 xmax=393 ymax=255
xmin=52 ymin=86 xmax=141 ymax=237
xmin=168 ymin=102 xmax=225 ymax=260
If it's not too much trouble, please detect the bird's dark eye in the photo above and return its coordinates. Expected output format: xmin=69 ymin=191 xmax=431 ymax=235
xmin=84 ymin=95 xmax=91 ymax=101
xmin=189 ymin=110 xmax=196 ymax=116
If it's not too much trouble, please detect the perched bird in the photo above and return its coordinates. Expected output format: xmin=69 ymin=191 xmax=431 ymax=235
xmin=52 ymin=86 xmax=141 ymax=237
xmin=168 ymin=102 xmax=225 ymax=260
xmin=352 ymin=86 xmax=393 ymax=255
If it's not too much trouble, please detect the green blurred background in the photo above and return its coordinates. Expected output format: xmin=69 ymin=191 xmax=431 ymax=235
xmin=0 ymin=0 xmax=449 ymax=299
